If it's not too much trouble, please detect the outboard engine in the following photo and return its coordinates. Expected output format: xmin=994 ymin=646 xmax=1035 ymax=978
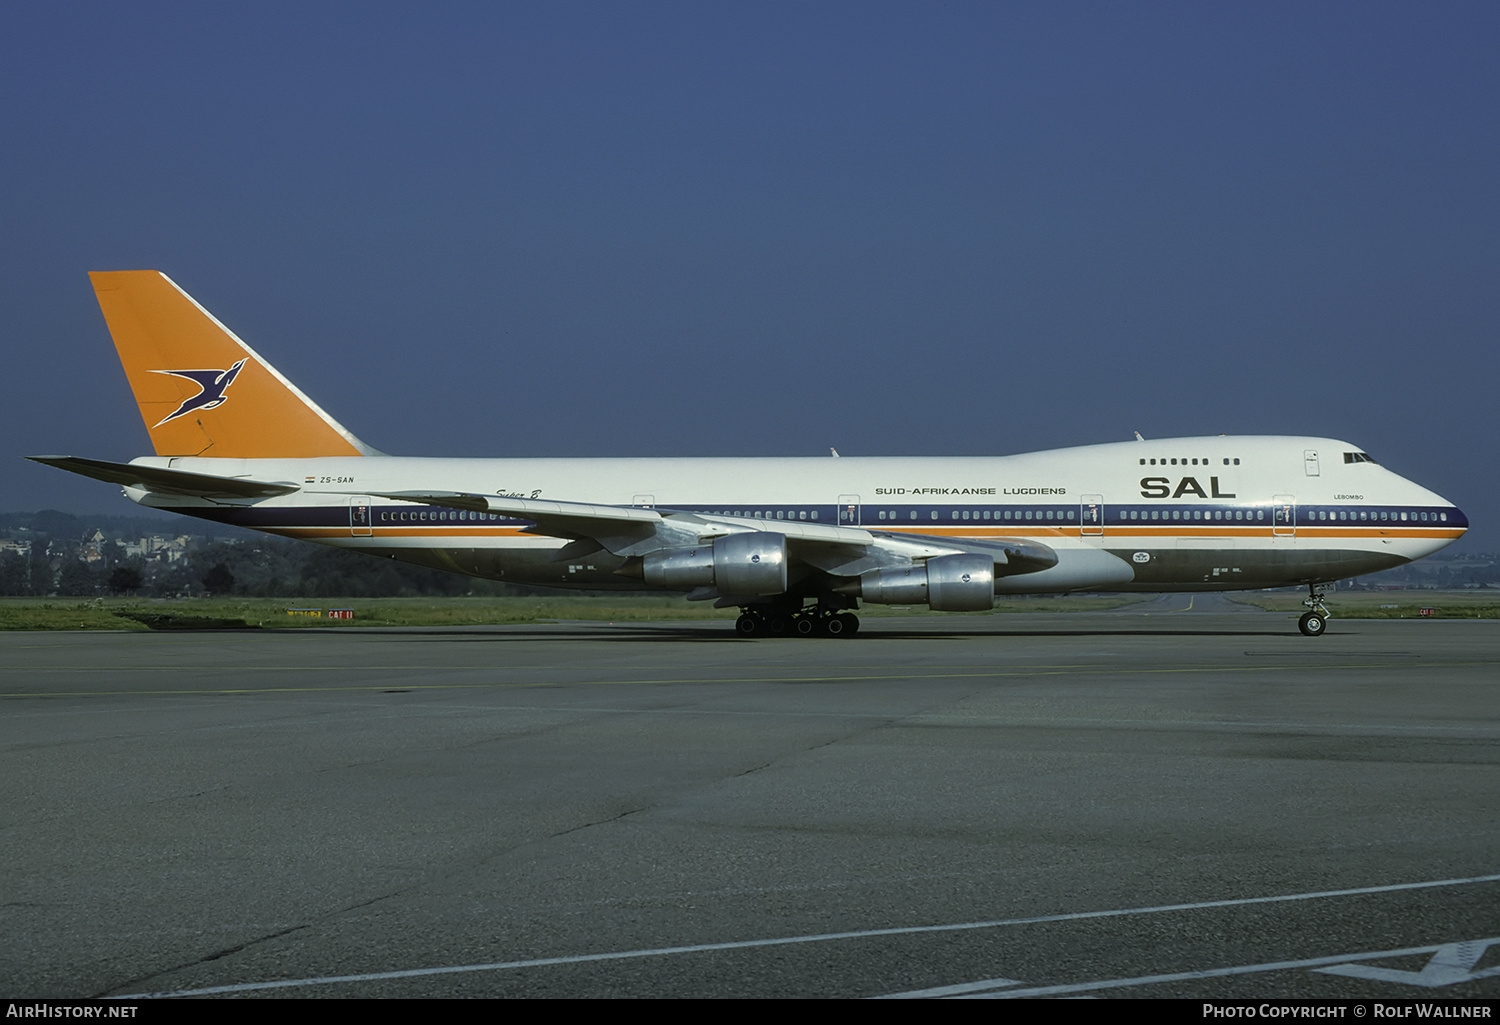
xmin=858 ymin=553 xmax=995 ymax=611
xmin=642 ymin=531 xmax=789 ymax=595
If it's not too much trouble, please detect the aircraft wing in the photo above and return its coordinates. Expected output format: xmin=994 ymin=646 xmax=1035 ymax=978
xmin=873 ymin=531 xmax=1058 ymax=574
xmin=27 ymin=456 xmax=300 ymax=499
xmin=358 ymin=490 xmax=879 ymax=555
xmin=356 ymin=490 xmax=1056 ymax=578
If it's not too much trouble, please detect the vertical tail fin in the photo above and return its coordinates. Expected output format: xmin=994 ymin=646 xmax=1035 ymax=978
xmin=90 ymin=271 xmax=378 ymax=458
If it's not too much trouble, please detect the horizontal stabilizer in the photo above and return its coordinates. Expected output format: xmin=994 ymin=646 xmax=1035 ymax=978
xmin=27 ymin=456 xmax=299 ymax=499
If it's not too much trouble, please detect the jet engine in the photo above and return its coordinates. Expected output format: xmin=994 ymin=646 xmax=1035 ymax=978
xmin=857 ymin=553 xmax=995 ymax=611
xmin=642 ymin=531 xmax=789 ymax=595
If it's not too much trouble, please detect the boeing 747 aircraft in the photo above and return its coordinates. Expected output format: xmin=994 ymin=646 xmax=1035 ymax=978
xmin=32 ymin=271 xmax=1469 ymax=637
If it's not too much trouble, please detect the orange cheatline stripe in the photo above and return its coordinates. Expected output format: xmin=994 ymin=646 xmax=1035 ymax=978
xmin=877 ymin=526 xmax=1460 ymax=538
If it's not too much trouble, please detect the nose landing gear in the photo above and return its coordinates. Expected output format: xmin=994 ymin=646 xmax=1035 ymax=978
xmin=1299 ymin=584 xmax=1331 ymax=636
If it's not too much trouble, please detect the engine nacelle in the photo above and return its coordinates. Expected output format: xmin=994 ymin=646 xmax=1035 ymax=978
xmin=858 ymin=553 xmax=995 ymax=611
xmin=926 ymin=553 xmax=995 ymax=610
xmin=642 ymin=531 xmax=788 ymax=596
xmin=857 ymin=565 xmax=928 ymax=605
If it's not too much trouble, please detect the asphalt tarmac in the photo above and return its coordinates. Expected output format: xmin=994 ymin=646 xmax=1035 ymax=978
xmin=3 ymin=599 xmax=1498 ymax=999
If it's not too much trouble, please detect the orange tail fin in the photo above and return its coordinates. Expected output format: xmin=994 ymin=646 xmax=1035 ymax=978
xmin=90 ymin=271 xmax=376 ymax=458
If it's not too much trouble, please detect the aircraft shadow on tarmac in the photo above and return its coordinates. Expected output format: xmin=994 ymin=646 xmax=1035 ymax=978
xmin=258 ymin=621 xmax=1305 ymax=641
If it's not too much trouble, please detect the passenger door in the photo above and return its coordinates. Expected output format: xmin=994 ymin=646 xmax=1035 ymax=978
xmin=1080 ymin=494 xmax=1104 ymax=536
xmin=350 ymin=496 xmax=373 ymax=537
xmin=1273 ymin=495 xmax=1296 ymax=537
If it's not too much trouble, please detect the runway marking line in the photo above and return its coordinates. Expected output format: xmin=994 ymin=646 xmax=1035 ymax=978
xmin=884 ymin=935 xmax=1500 ymax=998
xmin=113 ymin=872 xmax=1500 ymax=998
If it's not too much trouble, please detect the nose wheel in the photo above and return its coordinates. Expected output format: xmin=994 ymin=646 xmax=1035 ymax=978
xmin=1299 ymin=585 xmax=1332 ymax=637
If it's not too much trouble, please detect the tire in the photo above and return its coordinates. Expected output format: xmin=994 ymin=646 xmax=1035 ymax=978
xmin=838 ymin=613 xmax=859 ymax=636
xmin=766 ymin=615 xmax=792 ymax=636
xmin=735 ymin=614 xmax=761 ymax=637
xmin=823 ymin=615 xmax=846 ymax=637
xmin=1298 ymin=611 xmax=1327 ymax=637
xmin=794 ymin=616 xmax=818 ymax=637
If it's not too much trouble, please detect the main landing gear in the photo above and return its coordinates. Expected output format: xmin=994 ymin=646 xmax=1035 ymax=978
xmin=1299 ymin=584 xmax=1331 ymax=637
xmin=734 ymin=608 xmax=860 ymax=638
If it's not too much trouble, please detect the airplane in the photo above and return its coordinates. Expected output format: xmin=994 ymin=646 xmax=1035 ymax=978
xmin=31 ymin=271 xmax=1469 ymax=638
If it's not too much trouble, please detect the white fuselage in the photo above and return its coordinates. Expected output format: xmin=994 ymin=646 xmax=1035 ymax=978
xmin=123 ymin=435 xmax=1467 ymax=595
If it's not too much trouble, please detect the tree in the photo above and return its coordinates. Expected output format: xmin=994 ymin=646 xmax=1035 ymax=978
xmin=28 ymin=510 xmax=83 ymax=537
xmin=109 ymin=566 xmax=144 ymax=594
xmin=27 ymin=538 xmax=54 ymax=595
xmin=57 ymin=559 xmax=99 ymax=596
xmin=0 ymin=552 xmax=28 ymax=596
xmin=202 ymin=563 xmax=235 ymax=594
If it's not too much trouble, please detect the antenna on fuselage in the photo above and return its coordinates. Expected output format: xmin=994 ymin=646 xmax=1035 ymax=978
xmin=1133 ymin=431 xmax=1146 ymax=442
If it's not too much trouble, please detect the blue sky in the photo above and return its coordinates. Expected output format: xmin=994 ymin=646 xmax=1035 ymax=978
xmin=4 ymin=2 xmax=1496 ymax=548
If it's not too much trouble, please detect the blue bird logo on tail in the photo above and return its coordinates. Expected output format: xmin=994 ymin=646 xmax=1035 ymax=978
xmin=152 ymin=358 xmax=247 ymax=427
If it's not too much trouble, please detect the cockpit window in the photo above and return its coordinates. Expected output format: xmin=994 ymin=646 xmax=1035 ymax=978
xmin=1343 ymin=452 xmax=1376 ymax=464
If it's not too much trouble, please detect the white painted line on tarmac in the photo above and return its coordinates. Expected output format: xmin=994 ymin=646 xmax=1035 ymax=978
xmin=907 ymin=936 xmax=1500 ymax=999
xmin=1317 ymin=938 xmax=1500 ymax=988
xmin=116 ymin=872 xmax=1500 ymax=998
xmin=885 ymin=976 xmax=1025 ymax=998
